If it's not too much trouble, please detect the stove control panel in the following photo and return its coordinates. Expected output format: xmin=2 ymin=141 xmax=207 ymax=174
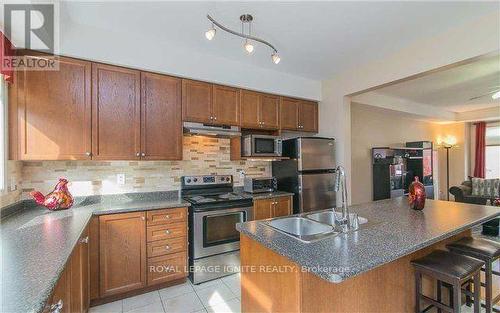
xmin=182 ymin=175 xmax=232 ymax=186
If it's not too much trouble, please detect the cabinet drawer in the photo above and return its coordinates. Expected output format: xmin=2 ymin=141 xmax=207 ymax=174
xmin=147 ymin=252 xmax=187 ymax=286
xmin=147 ymin=223 xmax=186 ymax=242
xmin=147 ymin=207 xmax=187 ymax=226
xmin=147 ymin=237 xmax=187 ymax=258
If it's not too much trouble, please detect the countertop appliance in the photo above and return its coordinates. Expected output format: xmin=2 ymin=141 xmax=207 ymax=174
xmin=181 ymin=175 xmax=253 ymax=284
xmin=272 ymin=137 xmax=336 ymax=214
xmin=241 ymin=134 xmax=282 ymax=157
xmin=243 ymin=176 xmax=277 ymax=194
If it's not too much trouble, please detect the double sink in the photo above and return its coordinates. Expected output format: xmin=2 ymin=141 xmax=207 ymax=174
xmin=264 ymin=210 xmax=370 ymax=242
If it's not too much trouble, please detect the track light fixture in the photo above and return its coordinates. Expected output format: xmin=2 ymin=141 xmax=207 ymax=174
xmin=205 ymin=14 xmax=280 ymax=64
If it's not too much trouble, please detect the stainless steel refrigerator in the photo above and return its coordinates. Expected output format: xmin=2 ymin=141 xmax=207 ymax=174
xmin=272 ymin=137 xmax=336 ymax=214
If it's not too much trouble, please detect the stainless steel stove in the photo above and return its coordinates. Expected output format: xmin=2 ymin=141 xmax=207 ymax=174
xmin=181 ymin=175 xmax=253 ymax=284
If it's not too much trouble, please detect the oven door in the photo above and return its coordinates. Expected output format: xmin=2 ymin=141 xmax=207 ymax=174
xmin=193 ymin=206 xmax=253 ymax=259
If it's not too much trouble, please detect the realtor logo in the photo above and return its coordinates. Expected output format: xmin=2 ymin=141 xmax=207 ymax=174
xmin=4 ymin=4 xmax=55 ymax=52
xmin=1 ymin=3 xmax=60 ymax=72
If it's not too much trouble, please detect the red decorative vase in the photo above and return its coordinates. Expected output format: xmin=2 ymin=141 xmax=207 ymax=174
xmin=409 ymin=176 xmax=426 ymax=210
xmin=30 ymin=178 xmax=74 ymax=211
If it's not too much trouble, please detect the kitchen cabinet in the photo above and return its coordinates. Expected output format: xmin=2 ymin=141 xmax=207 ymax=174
xmin=182 ymin=79 xmax=213 ymax=123
xmin=253 ymin=196 xmax=292 ymax=220
xmin=240 ymin=90 xmax=279 ymax=130
xmin=92 ymin=63 xmax=141 ymax=160
xmin=70 ymin=227 xmax=90 ymax=313
xmin=16 ymin=55 xmax=92 ymax=160
xmin=99 ymin=212 xmax=146 ymax=297
xmin=280 ymin=97 xmax=318 ymax=132
xmin=141 ymin=72 xmax=182 ymax=160
xmin=182 ymin=80 xmax=240 ymax=126
xmin=48 ymin=267 xmax=71 ymax=313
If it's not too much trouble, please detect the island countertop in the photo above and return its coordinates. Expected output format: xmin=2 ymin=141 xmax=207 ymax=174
xmin=236 ymin=197 xmax=500 ymax=283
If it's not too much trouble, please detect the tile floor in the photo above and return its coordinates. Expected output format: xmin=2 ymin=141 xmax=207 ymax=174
xmin=89 ymin=274 xmax=241 ymax=313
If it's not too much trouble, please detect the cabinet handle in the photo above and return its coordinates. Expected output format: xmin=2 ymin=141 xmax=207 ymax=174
xmin=164 ymin=215 xmax=170 ymax=219
xmin=213 ymin=116 xmax=217 ymax=121
xmin=50 ymin=299 xmax=63 ymax=313
xmin=141 ymin=152 xmax=146 ymax=157
xmin=80 ymin=236 xmax=89 ymax=244
xmin=141 ymin=216 xmax=145 ymax=220
xmin=210 ymin=116 xmax=214 ymax=120
xmin=85 ymin=152 xmax=91 ymax=157
xmin=165 ymin=245 xmax=171 ymax=250
xmin=165 ymin=230 xmax=170 ymax=234
xmin=136 ymin=152 xmax=140 ymax=157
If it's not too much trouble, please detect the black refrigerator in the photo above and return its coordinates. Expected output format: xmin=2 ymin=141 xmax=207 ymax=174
xmin=272 ymin=137 xmax=336 ymax=214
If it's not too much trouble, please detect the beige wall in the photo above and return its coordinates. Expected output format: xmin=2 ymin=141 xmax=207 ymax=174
xmin=350 ymin=102 xmax=467 ymax=205
xmin=0 ymin=161 xmax=22 ymax=207
xmin=7 ymin=136 xmax=269 ymax=202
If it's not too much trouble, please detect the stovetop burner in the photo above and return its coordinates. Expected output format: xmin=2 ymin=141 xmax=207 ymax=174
xmin=184 ymin=192 xmax=250 ymax=205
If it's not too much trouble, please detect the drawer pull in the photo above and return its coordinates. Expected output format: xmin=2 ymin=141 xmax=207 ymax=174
xmin=165 ymin=230 xmax=170 ymax=234
xmin=165 ymin=215 xmax=170 ymax=219
xmin=165 ymin=245 xmax=170 ymax=250
xmin=50 ymin=299 xmax=63 ymax=313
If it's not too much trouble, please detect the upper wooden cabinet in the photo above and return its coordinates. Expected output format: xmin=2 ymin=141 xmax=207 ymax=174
xmin=182 ymin=79 xmax=213 ymax=124
xmin=240 ymin=90 xmax=279 ymax=130
xmin=141 ymin=72 xmax=182 ymax=160
xmin=92 ymin=63 xmax=141 ymax=160
xmin=182 ymin=79 xmax=240 ymax=126
xmin=99 ymin=212 xmax=146 ymax=298
xmin=213 ymin=85 xmax=240 ymax=125
xmin=280 ymin=97 xmax=300 ymax=131
xmin=16 ymin=56 xmax=92 ymax=160
xmin=280 ymin=97 xmax=318 ymax=132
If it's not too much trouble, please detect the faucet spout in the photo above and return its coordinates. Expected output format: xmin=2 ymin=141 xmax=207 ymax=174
xmin=334 ymin=165 xmax=349 ymax=228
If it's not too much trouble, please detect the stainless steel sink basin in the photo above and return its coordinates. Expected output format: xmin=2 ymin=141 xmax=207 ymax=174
xmin=266 ymin=217 xmax=337 ymax=242
xmin=306 ymin=211 xmax=368 ymax=226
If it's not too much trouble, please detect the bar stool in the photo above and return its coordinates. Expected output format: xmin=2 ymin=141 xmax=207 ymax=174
xmin=412 ymin=249 xmax=484 ymax=313
xmin=447 ymin=237 xmax=500 ymax=313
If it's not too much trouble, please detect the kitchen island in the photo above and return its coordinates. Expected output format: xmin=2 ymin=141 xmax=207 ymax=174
xmin=236 ymin=197 xmax=500 ymax=312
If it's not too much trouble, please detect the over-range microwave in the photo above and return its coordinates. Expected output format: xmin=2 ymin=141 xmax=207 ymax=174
xmin=241 ymin=135 xmax=282 ymax=157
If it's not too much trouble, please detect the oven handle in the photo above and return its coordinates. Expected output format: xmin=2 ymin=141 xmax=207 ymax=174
xmin=194 ymin=206 xmax=254 ymax=221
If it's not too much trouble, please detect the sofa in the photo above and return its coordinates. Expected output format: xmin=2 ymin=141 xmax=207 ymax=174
xmin=450 ymin=180 xmax=498 ymax=236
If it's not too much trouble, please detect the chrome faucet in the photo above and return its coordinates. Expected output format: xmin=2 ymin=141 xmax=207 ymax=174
xmin=334 ymin=165 xmax=349 ymax=228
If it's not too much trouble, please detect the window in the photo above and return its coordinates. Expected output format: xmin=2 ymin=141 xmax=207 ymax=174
xmin=485 ymin=123 xmax=500 ymax=179
xmin=0 ymin=74 xmax=6 ymax=191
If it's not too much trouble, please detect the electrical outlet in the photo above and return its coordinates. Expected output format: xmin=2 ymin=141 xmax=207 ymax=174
xmin=238 ymin=170 xmax=246 ymax=179
xmin=117 ymin=174 xmax=126 ymax=185
xmin=10 ymin=176 xmax=17 ymax=192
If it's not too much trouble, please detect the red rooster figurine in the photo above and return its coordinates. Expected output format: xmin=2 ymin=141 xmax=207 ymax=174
xmin=30 ymin=178 xmax=74 ymax=211
xmin=408 ymin=176 xmax=426 ymax=211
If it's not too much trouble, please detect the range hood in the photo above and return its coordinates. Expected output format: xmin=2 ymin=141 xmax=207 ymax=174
xmin=183 ymin=122 xmax=241 ymax=137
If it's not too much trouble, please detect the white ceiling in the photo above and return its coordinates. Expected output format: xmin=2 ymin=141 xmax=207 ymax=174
xmin=59 ymin=1 xmax=498 ymax=81
xmin=363 ymin=53 xmax=500 ymax=113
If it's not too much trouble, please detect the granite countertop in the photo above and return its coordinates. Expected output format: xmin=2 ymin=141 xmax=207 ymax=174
xmin=237 ymin=197 xmax=500 ymax=283
xmin=0 ymin=191 xmax=190 ymax=313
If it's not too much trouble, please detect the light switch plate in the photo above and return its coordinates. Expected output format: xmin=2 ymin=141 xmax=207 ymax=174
xmin=117 ymin=174 xmax=125 ymax=185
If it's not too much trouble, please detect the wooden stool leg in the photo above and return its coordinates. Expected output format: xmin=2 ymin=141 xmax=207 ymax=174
xmin=415 ymin=271 xmax=422 ymax=313
xmin=437 ymin=280 xmax=443 ymax=313
xmin=486 ymin=262 xmax=493 ymax=313
xmin=474 ymin=272 xmax=481 ymax=313
xmin=453 ymin=282 xmax=462 ymax=313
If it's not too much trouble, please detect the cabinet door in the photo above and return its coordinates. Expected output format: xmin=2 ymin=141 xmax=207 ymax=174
xmin=212 ymin=85 xmax=240 ymax=125
xmin=299 ymin=101 xmax=318 ymax=132
xmin=260 ymin=94 xmax=280 ymax=130
xmin=273 ymin=197 xmax=292 ymax=218
xmin=253 ymin=199 xmax=273 ymax=220
xmin=70 ymin=226 xmax=89 ymax=313
xmin=182 ymin=79 xmax=212 ymax=123
xmin=99 ymin=212 xmax=146 ymax=297
xmin=141 ymin=72 xmax=182 ymax=160
xmin=92 ymin=63 xmax=141 ymax=160
xmin=89 ymin=217 xmax=100 ymax=302
xmin=50 ymin=266 xmax=71 ymax=313
xmin=240 ymin=90 xmax=261 ymax=129
xmin=147 ymin=252 xmax=187 ymax=286
xmin=280 ymin=97 xmax=299 ymax=131
xmin=18 ymin=56 xmax=91 ymax=160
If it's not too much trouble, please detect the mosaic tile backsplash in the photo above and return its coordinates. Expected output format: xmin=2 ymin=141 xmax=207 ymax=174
xmin=19 ymin=136 xmax=270 ymax=199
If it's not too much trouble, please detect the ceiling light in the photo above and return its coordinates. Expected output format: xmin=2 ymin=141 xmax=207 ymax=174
xmin=271 ymin=51 xmax=281 ymax=64
xmin=244 ymin=40 xmax=254 ymax=54
xmin=205 ymin=14 xmax=280 ymax=64
xmin=492 ymin=91 xmax=500 ymax=100
xmin=205 ymin=24 xmax=216 ymax=40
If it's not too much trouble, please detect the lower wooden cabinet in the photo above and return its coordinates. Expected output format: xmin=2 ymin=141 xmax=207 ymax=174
xmin=147 ymin=252 xmax=187 ymax=286
xmin=46 ymin=226 xmax=89 ymax=313
xmin=253 ymin=196 xmax=292 ymax=221
xmin=99 ymin=212 xmax=146 ymax=298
